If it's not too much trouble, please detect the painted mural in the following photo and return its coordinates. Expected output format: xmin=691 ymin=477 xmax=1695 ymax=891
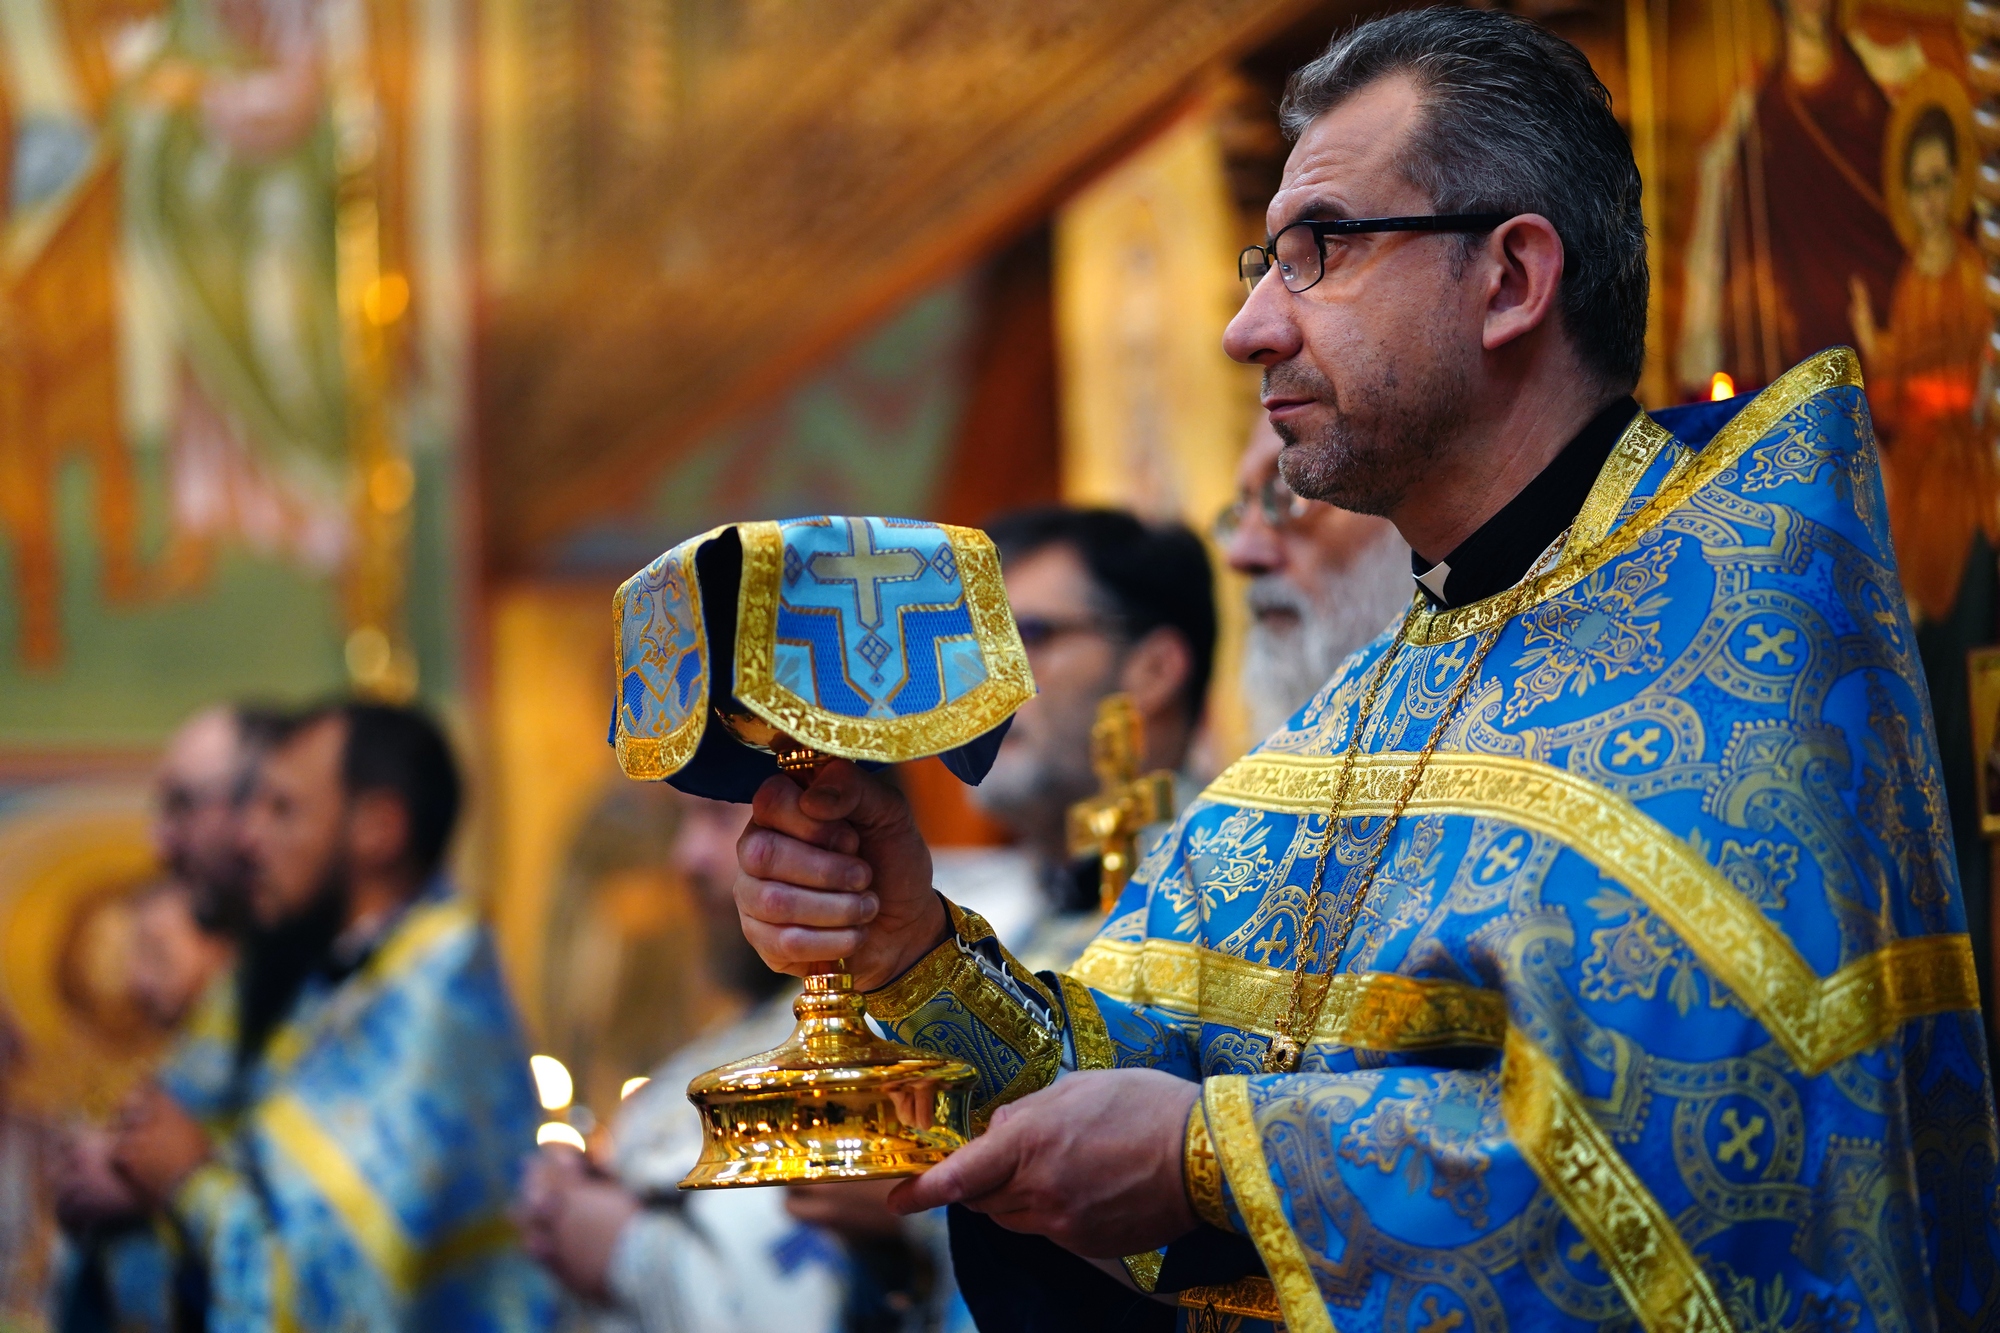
xmin=0 ymin=0 xmax=459 ymax=747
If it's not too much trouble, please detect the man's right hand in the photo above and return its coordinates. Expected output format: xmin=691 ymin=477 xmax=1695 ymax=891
xmin=734 ymin=761 xmax=946 ymax=992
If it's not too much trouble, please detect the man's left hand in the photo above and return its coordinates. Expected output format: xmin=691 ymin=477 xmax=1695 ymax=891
xmin=886 ymin=1069 xmax=1199 ymax=1257
xmin=110 ymin=1083 xmax=212 ymax=1207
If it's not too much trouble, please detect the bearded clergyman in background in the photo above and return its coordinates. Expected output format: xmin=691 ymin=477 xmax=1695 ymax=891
xmin=111 ymin=704 xmax=553 ymax=1331
xmin=724 ymin=9 xmax=2000 ymax=1331
xmin=1220 ymin=415 xmax=1409 ymax=741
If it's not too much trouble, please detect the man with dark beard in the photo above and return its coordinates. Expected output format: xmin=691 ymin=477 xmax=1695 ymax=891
xmin=1220 ymin=414 xmax=1409 ymax=740
xmin=111 ymin=703 xmax=554 ymax=1332
xmin=967 ymin=507 xmax=1215 ymax=970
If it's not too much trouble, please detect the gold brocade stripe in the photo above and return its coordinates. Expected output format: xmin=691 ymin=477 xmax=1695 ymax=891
xmin=1183 ymin=1098 xmax=1232 ymax=1233
xmin=1208 ymin=750 xmax=1979 ymax=1074
xmin=1071 ymin=936 xmax=1507 ymax=1051
xmin=1407 ymin=346 xmax=1862 ymax=646
xmin=260 ymin=1092 xmax=421 ymax=1291
xmin=1178 ymin=1278 xmax=1282 ymax=1320
xmin=1568 ymin=410 xmax=1676 ymax=551
xmin=1205 ymin=1076 xmax=1335 ymax=1333
xmin=1502 ymin=1028 xmax=1732 ymax=1333
xmin=732 ymin=522 xmax=1037 ymax=764
xmin=1056 ymin=973 xmax=1115 ymax=1070
xmin=867 ymin=901 xmax=1062 ymax=1125
xmin=417 ymin=1213 xmax=520 ymax=1287
xmin=258 ymin=1093 xmax=516 ymax=1295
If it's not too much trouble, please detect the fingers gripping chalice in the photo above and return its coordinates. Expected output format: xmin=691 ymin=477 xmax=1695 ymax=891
xmin=610 ymin=517 xmax=1034 ymax=1188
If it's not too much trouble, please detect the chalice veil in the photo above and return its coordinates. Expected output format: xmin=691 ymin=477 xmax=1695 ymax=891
xmin=611 ymin=517 xmax=1034 ymax=1188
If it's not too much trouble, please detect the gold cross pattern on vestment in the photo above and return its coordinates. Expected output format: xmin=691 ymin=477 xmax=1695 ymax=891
xmin=1066 ymin=693 xmax=1177 ymax=914
xmin=808 ymin=517 xmax=925 ymax=627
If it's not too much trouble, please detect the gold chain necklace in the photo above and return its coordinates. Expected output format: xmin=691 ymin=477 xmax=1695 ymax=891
xmin=1262 ymin=577 xmax=1532 ymax=1074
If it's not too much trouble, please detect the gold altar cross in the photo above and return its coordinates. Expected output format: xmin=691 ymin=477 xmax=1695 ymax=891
xmin=1067 ymin=693 xmax=1177 ymax=914
xmin=809 ymin=517 xmax=925 ymax=627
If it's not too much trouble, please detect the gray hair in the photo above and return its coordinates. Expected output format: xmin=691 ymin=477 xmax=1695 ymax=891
xmin=1279 ymin=7 xmax=1648 ymax=392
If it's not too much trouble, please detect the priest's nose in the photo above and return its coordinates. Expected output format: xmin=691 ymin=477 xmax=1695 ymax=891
xmin=1224 ymin=269 xmax=1303 ymax=366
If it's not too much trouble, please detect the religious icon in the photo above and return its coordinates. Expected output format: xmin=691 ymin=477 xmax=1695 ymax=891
xmin=1675 ymin=0 xmax=1908 ymax=398
xmin=1849 ymin=68 xmax=1996 ymax=624
xmin=1969 ymin=647 xmax=2000 ymax=837
xmin=611 ymin=516 xmax=1035 ymax=1187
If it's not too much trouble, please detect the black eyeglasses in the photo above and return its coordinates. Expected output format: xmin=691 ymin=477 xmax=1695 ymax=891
xmin=1014 ymin=614 xmax=1122 ymax=652
xmin=1239 ymin=214 xmax=1510 ymax=295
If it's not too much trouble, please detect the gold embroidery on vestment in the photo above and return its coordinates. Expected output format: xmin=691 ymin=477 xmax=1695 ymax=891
xmin=1070 ymin=936 xmax=1506 ymax=1051
xmin=1183 ymin=1098 xmax=1232 ymax=1232
xmin=1057 ymin=973 xmax=1115 ymax=1071
xmin=1121 ymin=1249 xmax=1163 ymax=1292
xmin=1569 ymin=411 xmax=1676 ymax=550
xmin=1502 ymin=1028 xmax=1734 ymax=1333
xmin=1204 ymin=1076 xmax=1335 ymax=1333
xmin=1406 ymin=346 xmax=1862 ymax=646
xmin=1207 ymin=750 xmax=1978 ymax=1074
xmin=731 ymin=522 xmax=1036 ymax=762
xmin=865 ymin=901 xmax=1062 ymax=1123
xmin=1177 ymin=1278 xmax=1282 ymax=1320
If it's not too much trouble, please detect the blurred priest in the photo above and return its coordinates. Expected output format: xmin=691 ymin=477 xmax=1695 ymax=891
xmin=724 ymin=9 xmax=2000 ymax=1331
xmin=111 ymin=704 xmax=554 ymax=1331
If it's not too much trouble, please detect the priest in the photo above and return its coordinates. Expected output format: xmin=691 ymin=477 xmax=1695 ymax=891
xmin=730 ymin=9 xmax=2000 ymax=1331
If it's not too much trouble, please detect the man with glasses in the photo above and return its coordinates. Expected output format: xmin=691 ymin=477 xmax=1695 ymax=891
xmin=1218 ymin=414 xmax=1409 ymax=740
xmin=728 ymin=9 xmax=1999 ymax=1330
xmin=969 ymin=506 xmax=1215 ymax=971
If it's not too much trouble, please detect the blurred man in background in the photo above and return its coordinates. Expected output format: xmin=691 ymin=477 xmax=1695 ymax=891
xmin=110 ymin=703 xmax=553 ymax=1331
xmin=1220 ymin=415 xmax=1409 ymax=738
xmin=54 ymin=704 xmax=280 ymax=1333
xmin=517 ymin=792 xmax=861 ymax=1333
xmin=968 ymin=507 xmax=1215 ymax=970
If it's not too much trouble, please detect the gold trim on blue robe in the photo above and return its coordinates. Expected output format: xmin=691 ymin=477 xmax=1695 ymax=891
xmin=869 ymin=349 xmax=2000 ymax=1332
xmin=169 ymin=891 xmax=555 ymax=1331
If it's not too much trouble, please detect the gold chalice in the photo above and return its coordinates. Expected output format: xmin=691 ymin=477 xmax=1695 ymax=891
xmin=610 ymin=519 xmax=1033 ymax=1188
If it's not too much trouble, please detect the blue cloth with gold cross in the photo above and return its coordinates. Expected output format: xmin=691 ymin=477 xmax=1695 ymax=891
xmin=867 ymin=349 xmax=2000 ymax=1333
xmin=168 ymin=885 xmax=556 ymax=1332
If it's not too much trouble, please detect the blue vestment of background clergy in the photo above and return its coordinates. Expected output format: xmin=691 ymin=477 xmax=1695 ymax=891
xmin=868 ymin=350 xmax=2000 ymax=1332
xmin=167 ymin=885 xmax=556 ymax=1332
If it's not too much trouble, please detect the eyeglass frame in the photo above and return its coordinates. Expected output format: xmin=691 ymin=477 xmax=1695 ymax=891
xmin=1214 ymin=473 xmax=1314 ymax=543
xmin=1012 ymin=613 xmax=1126 ymax=653
xmin=1239 ymin=214 xmax=1511 ymax=296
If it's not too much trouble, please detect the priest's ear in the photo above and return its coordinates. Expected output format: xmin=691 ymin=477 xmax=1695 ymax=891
xmin=1475 ymin=213 xmax=1564 ymax=355
xmin=1119 ymin=626 xmax=1195 ymax=728
xmin=344 ymin=789 xmax=414 ymax=877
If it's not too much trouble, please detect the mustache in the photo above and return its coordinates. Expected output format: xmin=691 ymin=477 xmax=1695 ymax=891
xmin=1246 ymin=575 xmax=1311 ymax=618
xmin=1261 ymin=362 xmax=1335 ymax=404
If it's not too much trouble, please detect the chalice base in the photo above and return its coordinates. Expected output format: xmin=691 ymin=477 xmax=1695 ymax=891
xmin=680 ymin=967 xmax=977 ymax=1189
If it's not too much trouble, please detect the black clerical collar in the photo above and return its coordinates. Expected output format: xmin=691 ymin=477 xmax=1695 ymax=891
xmin=1411 ymin=396 xmax=1641 ymax=610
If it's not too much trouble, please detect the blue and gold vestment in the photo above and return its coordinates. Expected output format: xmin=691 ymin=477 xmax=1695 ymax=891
xmin=868 ymin=350 xmax=2000 ymax=1332
xmin=169 ymin=887 xmax=555 ymax=1332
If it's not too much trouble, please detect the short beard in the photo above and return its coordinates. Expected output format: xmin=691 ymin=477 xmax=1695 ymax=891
xmin=969 ymin=707 xmax=1103 ymax=860
xmin=233 ymin=864 xmax=348 ymax=1074
xmin=1268 ymin=337 xmax=1472 ymax=515
xmin=1241 ymin=527 xmax=1411 ymax=739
